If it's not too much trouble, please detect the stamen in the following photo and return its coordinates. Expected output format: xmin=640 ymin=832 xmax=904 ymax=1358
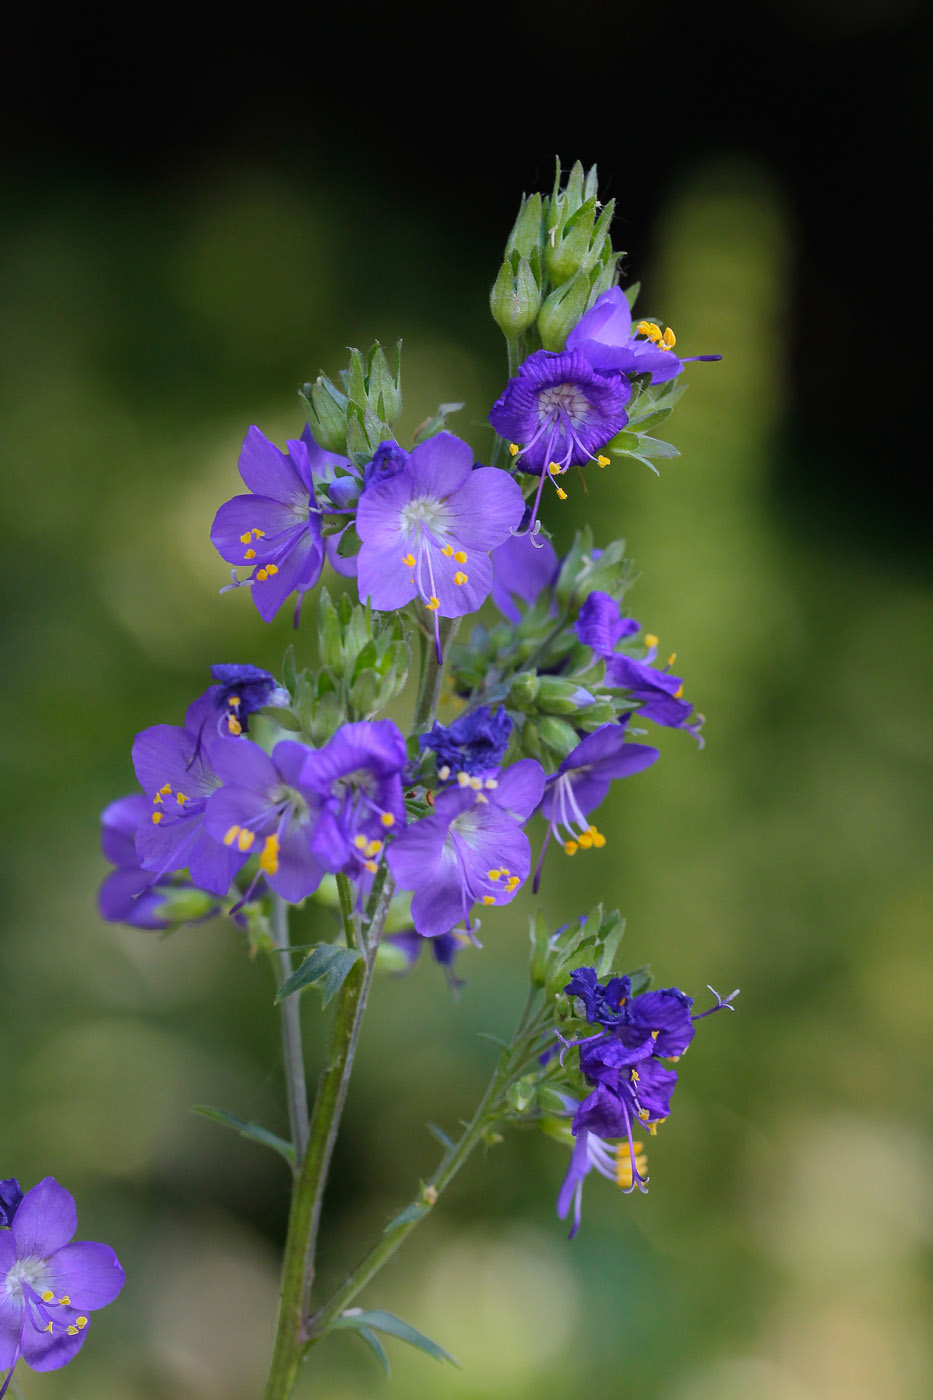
xmin=76 ymin=1317 xmax=88 ymax=1329
xmin=223 ymin=825 xmax=240 ymax=846
xmin=577 ymin=831 xmax=593 ymax=849
xmin=240 ymin=532 xmax=252 ymax=544
xmin=152 ymin=811 xmax=163 ymax=824
xmin=441 ymin=545 xmax=453 ymax=557
xmin=469 ymin=776 xmax=483 ymax=790
xmin=438 ymin=765 xmax=451 ymax=781
xmin=456 ymin=772 xmax=470 ymax=787
xmin=176 ymin=792 xmax=188 ymax=804
xmin=597 ymin=455 xmax=610 ymax=468
xmin=159 ymin=784 xmax=172 ymax=794
xmin=507 ymin=875 xmax=520 ymax=889
xmin=245 ymin=548 xmax=256 ymax=560
xmin=228 ymin=715 xmax=243 ymax=735
xmin=380 ymin=812 xmax=395 ymax=828
xmin=564 ymin=839 xmax=578 ymax=855
xmin=266 ymin=563 xmax=279 ymax=576
xmin=488 ymin=869 xmax=501 ymax=880
xmin=41 ymin=1291 xmax=54 ymax=1302
xmin=365 ymin=839 xmax=383 ymax=856
xmin=256 ymin=568 xmax=268 ymax=581
xmin=453 ymin=550 xmax=467 ymax=563
xmin=259 ymin=834 xmax=280 ymax=875
xmin=402 ymin=552 xmax=416 ymax=566
xmin=237 ymin=829 xmax=255 ymax=852
xmin=662 ymin=327 xmax=676 ymax=349
xmin=454 ymin=571 xmax=468 ymax=585
xmin=482 ymin=895 xmax=495 ymax=905
xmin=508 ymin=443 xmax=520 ymax=456
xmin=425 ymin=596 xmax=440 ymax=610
xmin=644 ymin=633 xmax=659 ymax=647
xmin=588 ymin=824 xmax=606 ymax=848
xmin=673 ymin=685 xmax=684 ymax=699
xmin=364 ymin=859 xmax=378 ymax=873
xmin=354 ymin=834 xmax=368 ymax=849
xmin=484 ymin=778 xmax=498 ymax=789
xmin=667 ymin=652 xmax=676 ymax=666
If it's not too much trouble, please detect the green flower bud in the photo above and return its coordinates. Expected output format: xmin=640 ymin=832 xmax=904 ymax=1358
xmin=536 ymin=716 xmax=580 ymax=758
xmin=508 ymin=670 xmax=540 ymax=709
xmin=300 ymin=375 xmax=349 ymax=454
xmin=536 ymin=676 xmax=593 ymax=715
xmin=506 ymin=191 xmax=544 ymax=260
xmin=537 ymin=273 xmax=590 ymax=352
xmin=159 ymin=887 xmax=218 ymax=923
xmin=490 ymin=256 xmax=541 ymax=338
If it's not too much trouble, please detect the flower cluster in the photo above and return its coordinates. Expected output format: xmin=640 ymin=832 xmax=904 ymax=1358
xmin=1 ymin=1178 xmax=123 ymax=1391
xmin=553 ymin=968 xmax=738 ymax=1236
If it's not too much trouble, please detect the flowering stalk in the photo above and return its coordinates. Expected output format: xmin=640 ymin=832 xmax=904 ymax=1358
xmin=270 ymin=894 xmax=310 ymax=1165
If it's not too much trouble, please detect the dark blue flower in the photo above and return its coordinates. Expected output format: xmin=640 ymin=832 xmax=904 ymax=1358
xmin=363 ymin=440 xmax=409 ymax=491
xmin=0 ymin=1181 xmax=23 ymax=1231
xmin=419 ymin=706 xmax=513 ymax=778
xmin=210 ymin=664 xmax=290 ymax=737
xmin=566 ymin=287 xmax=721 ymax=384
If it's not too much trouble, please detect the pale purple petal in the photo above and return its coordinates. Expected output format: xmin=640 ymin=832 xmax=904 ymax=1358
xmin=249 ymin=528 xmax=323 ymax=623
xmin=491 ymin=759 xmax=546 ymax=823
xmin=211 ymin=495 xmax=308 ymax=567
xmin=20 ymin=1319 xmax=88 ymax=1371
xmin=443 ymin=467 xmax=524 ymax=550
xmin=357 ymin=539 xmax=418 ymax=611
xmin=45 ymin=1243 xmax=125 ymax=1310
xmin=406 ymin=431 xmax=474 ymax=499
xmin=237 ymin=425 xmax=306 ymax=502
xmin=10 ymin=1179 xmax=77 ymax=1258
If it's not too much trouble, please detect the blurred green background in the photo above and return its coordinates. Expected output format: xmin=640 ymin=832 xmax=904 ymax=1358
xmin=2 ymin=7 xmax=931 ymax=1396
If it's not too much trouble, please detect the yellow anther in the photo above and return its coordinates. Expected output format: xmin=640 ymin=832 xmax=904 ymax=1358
xmin=256 ymin=568 xmax=269 ymax=581
xmin=564 ymin=840 xmax=579 ymax=855
xmin=507 ymin=875 xmax=520 ymax=889
xmin=646 ymin=322 xmax=663 ymax=342
xmin=152 ymin=811 xmax=163 ymax=824
xmin=228 ymin=697 xmax=241 ymax=709
xmin=245 ymin=548 xmax=256 ymax=560
xmin=667 ymin=652 xmax=676 ymax=666
xmin=259 ymin=834 xmax=280 ymax=875
xmin=597 ymin=454 xmax=610 ymax=468
xmin=668 ymin=1054 xmax=681 ymax=1063
xmin=253 ymin=529 xmax=265 ymax=538
xmin=265 ymin=563 xmax=279 ymax=576
xmin=58 ymin=1295 xmax=70 ymax=1305
xmin=469 ymin=776 xmax=483 ymax=790
xmin=159 ymin=784 xmax=172 ymax=795
xmin=175 ymin=792 xmax=188 ymax=805
xmin=662 ymin=326 xmax=676 ymax=348
xmin=644 ymin=633 xmax=658 ymax=648
xmin=41 ymin=1290 xmax=54 ymax=1302
xmin=631 ymin=1068 xmax=640 ymax=1083
xmin=354 ymin=834 xmax=368 ymax=849
xmin=453 ymin=550 xmax=467 ymax=564
xmin=638 ymin=1108 xmax=650 ymax=1120
xmin=438 ymin=765 xmax=451 ymax=781
xmin=380 ymin=812 xmax=395 ymax=828
xmin=673 ymin=685 xmax=684 ymax=699
xmin=651 ymin=1029 xmax=660 ymax=1039
xmin=426 ymin=596 xmax=440 ymax=610
xmin=67 ymin=1325 xmax=79 ymax=1335
xmin=636 ymin=320 xmax=651 ymax=336
xmin=577 ymin=831 xmax=594 ymax=849
xmin=223 ymin=825 xmax=240 ymax=847
xmin=508 ymin=442 xmax=520 ymax=456
xmin=240 ymin=532 xmax=252 ymax=544
xmin=484 ymin=777 xmax=498 ymax=789
xmin=44 ymin=1321 xmax=53 ymax=1333
xmin=441 ymin=544 xmax=453 ymax=557
xmin=237 ymin=829 xmax=255 ymax=852
xmin=488 ymin=869 xmax=501 ymax=881
xmin=616 ymin=1141 xmax=647 ymax=1188
xmin=228 ymin=715 xmax=243 ymax=735
xmin=482 ymin=895 xmax=495 ymax=905
xmin=548 ymin=462 xmax=561 ymax=475
xmin=475 ymin=792 xmax=488 ymax=804
xmin=589 ymin=826 xmax=606 ymax=849
xmin=454 ymin=571 xmax=468 ymax=586
xmin=457 ymin=771 xmax=470 ymax=787
xmin=153 ymin=793 xmax=162 ymax=805
xmin=364 ymin=859 xmax=378 ymax=873
xmin=647 ymin=1121 xmax=658 ymax=1136
xmin=556 ymin=487 xmax=568 ymax=500
xmin=76 ymin=1316 xmax=88 ymax=1329
xmin=366 ymin=839 xmax=383 ymax=856
xmin=402 ymin=552 xmax=416 ymax=566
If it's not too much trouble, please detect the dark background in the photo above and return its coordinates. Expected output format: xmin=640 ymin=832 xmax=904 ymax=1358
xmin=2 ymin=4 xmax=930 ymax=1398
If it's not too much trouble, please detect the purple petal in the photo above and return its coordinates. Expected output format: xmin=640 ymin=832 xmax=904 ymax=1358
xmin=443 ymin=467 xmax=524 ymax=551
xmin=357 ymin=539 xmax=418 ymax=612
xmin=100 ymin=794 xmax=149 ymax=866
xmin=406 ymin=431 xmax=474 ymax=498
xmin=131 ymin=725 xmax=213 ymax=801
xmin=237 ymin=425 xmax=307 ymax=502
xmin=45 ymin=1242 xmax=125 ymax=1310
xmin=429 ymin=546 xmax=494 ymax=617
xmin=11 ymin=1179 xmax=76 ymax=1258
xmin=98 ymin=866 xmax=167 ymax=928
xmin=408 ymin=853 xmax=467 ymax=938
xmin=208 ymin=737 xmax=280 ymax=791
xmin=211 ymin=495 xmax=309 ymax=567
xmin=491 ymin=759 xmax=545 ymax=823
xmin=491 ymin=532 xmax=560 ymax=622
xmin=268 ymin=821 xmax=325 ymax=902
xmin=385 ymin=810 xmax=451 ymax=890
xmin=20 ymin=1318 xmax=88 ymax=1371
xmin=185 ymin=827 xmax=246 ymax=897
xmin=250 ymin=527 xmax=324 ymax=624
xmin=575 ymin=592 xmax=640 ymax=654
xmin=0 ymin=1236 xmax=21 ymax=1373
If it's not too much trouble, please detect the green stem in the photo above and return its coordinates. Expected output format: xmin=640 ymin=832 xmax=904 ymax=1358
xmin=271 ymin=895 xmax=310 ymax=1166
xmin=263 ymin=874 xmax=393 ymax=1400
xmin=413 ymin=618 xmax=458 ymax=731
xmin=305 ymin=997 xmax=543 ymax=1346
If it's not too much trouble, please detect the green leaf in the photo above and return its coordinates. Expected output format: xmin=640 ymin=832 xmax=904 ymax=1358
xmin=333 ymin=1310 xmax=459 ymax=1367
xmin=355 ymin=1325 xmax=391 ymax=1375
xmin=276 ymin=945 xmax=361 ymax=1006
xmin=282 ymin=644 xmax=298 ymax=696
xmin=426 ymin=1121 xmax=454 ymax=1150
xmin=192 ymin=1105 xmax=295 ymax=1167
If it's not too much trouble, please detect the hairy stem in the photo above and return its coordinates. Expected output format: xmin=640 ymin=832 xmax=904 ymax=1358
xmin=271 ymin=894 xmax=310 ymax=1166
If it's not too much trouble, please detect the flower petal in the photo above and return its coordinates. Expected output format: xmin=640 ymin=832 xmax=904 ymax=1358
xmin=446 ymin=467 xmax=525 ymax=550
xmin=406 ymin=432 xmax=474 ymax=498
xmin=357 ymin=538 xmax=418 ymax=612
xmin=211 ymin=495 xmax=308 ymax=567
xmin=237 ymin=426 xmax=307 ymax=502
xmin=44 ymin=1242 xmax=125 ymax=1310
xmin=10 ymin=1179 xmax=77 ymax=1258
xmin=20 ymin=1317 xmax=88 ymax=1372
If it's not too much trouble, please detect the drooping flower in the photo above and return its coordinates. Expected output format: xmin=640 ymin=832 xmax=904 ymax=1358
xmin=576 ymin=592 xmax=704 ymax=744
xmin=556 ymin=1096 xmax=649 ymax=1239
xmin=355 ymin=431 xmax=524 ymax=659
xmin=488 ymin=349 xmax=631 ymax=533
xmin=99 ymin=795 xmax=180 ymax=929
xmin=490 ymin=529 xmax=560 ymax=621
xmin=211 ymin=426 xmax=326 ymax=622
xmin=387 ymin=758 xmax=545 ymax=938
xmin=419 ymin=706 xmax=513 ymax=778
xmin=209 ymin=663 xmax=290 ymax=737
xmin=203 ymin=739 xmax=325 ymax=903
xmin=566 ymin=286 xmax=721 ymax=385
xmin=298 ymin=720 xmax=408 ymax=879
xmin=132 ymin=688 xmax=248 ymax=897
xmin=534 ymin=724 xmax=659 ymax=890
xmin=383 ymin=928 xmax=469 ymax=989
xmin=0 ymin=1177 xmax=124 ymax=1387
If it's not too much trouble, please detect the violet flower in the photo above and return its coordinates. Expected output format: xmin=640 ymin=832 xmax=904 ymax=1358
xmin=384 ymin=928 xmax=468 ymax=989
xmin=210 ymin=663 xmax=289 ymax=737
xmin=419 ymin=706 xmax=513 ymax=778
xmin=99 ymin=794 xmax=179 ymax=929
xmin=534 ymin=725 xmax=659 ymax=890
xmin=355 ymin=430 xmax=524 ymax=659
xmin=211 ymin=426 xmax=326 ymax=622
xmin=488 ymin=349 xmax=631 ymax=533
xmin=556 ymin=1099 xmax=649 ymax=1240
xmin=204 ymin=739 xmax=325 ymax=903
xmin=566 ymin=286 xmax=721 ymax=384
xmin=0 ymin=1177 xmax=124 ymax=1388
xmin=490 ymin=530 xmax=560 ymax=621
xmin=298 ymin=720 xmax=408 ymax=879
xmin=576 ymin=592 xmax=704 ymax=744
xmin=132 ymin=688 xmax=247 ymax=897
xmin=387 ymin=758 xmax=545 ymax=938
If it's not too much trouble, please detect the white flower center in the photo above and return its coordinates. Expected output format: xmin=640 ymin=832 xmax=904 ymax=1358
xmin=399 ymin=494 xmax=447 ymax=536
xmin=537 ymin=382 xmax=590 ymax=426
xmin=4 ymin=1256 xmax=49 ymax=1300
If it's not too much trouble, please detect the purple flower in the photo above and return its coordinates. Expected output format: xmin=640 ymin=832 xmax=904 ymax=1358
xmin=298 ymin=720 xmax=408 ymax=878
xmin=211 ymin=426 xmax=326 ymax=623
xmin=99 ymin=795 xmax=178 ymax=929
xmin=384 ymin=928 xmax=468 ymax=989
xmin=387 ymin=758 xmax=545 ymax=938
xmin=356 ymin=431 xmax=524 ymax=658
xmin=490 ymin=530 xmax=560 ymax=623
xmin=204 ymin=739 xmax=325 ymax=903
xmin=419 ymin=706 xmax=513 ymax=778
xmin=0 ymin=1183 xmax=22 ymax=1232
xmin=0 ymin=1177 xmax=124 ymax=1386
xmin=132 ymin=689 xmax=248 ymax=897
xmin=576 ymin=592 xmax=704 ymax=744
xmin=566 ymin=287 xmax=721 ymax=384
xmin=556 ymin=1108 xmax=649 ymax=1240
xmin=533 ymin=725 xmax=659 ymax=890
xmin=363 ymin=440 xmax=409 ymax=491
xmin=210 ymin=664 xmax=289 ymax=737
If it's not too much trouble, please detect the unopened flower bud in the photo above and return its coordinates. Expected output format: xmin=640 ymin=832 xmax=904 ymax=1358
xmin=537 ymin=274 xmax=591 ymax=352
xmin=300 ymin=375 xmax=349 ymax=454
xmin=536 ymin=677 xmax=595 ymax=715
xmin=490 ymin=257 xmax=541 ymax=338
xmin=506 ymin=191 xmax=544 ymax=260
xmin=508 ymin=670 xmax=540 ymax=709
